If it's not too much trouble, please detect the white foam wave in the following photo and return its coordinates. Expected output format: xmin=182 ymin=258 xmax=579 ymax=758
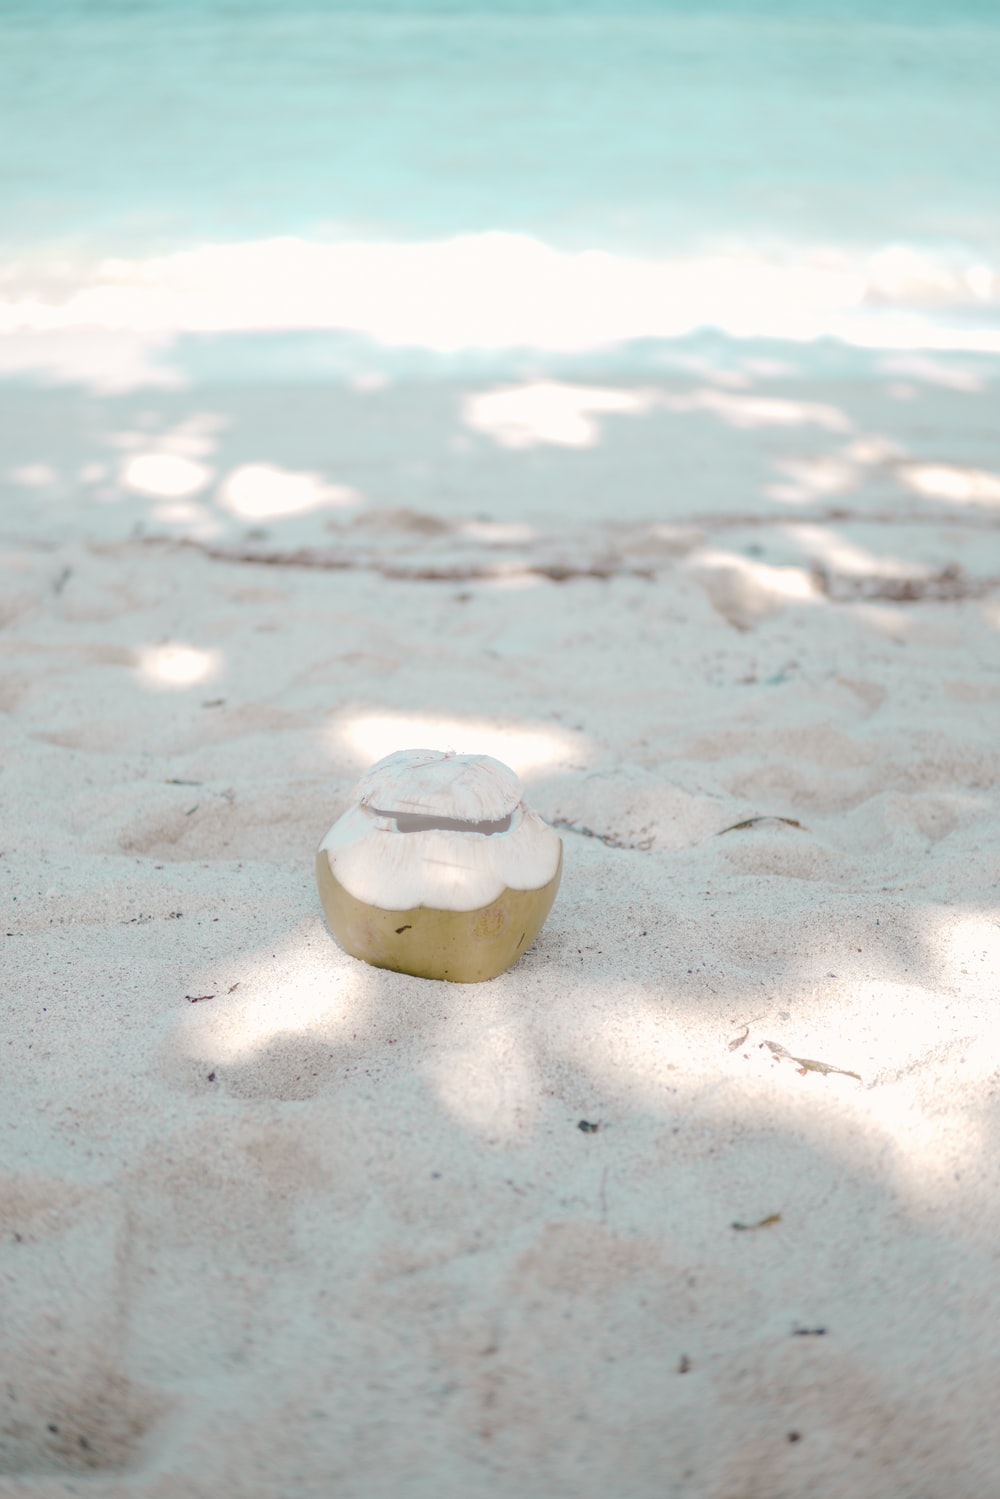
xmin=2 ymin=233 xmax=998 ymax=354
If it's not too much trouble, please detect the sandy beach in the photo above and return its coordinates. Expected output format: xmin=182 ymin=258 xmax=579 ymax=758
xmin=2 ymin=326 xmax=1000 ymax=1497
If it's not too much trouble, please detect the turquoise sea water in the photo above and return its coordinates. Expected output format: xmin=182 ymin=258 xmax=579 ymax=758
xmin=2 ymin=0 xmax=999 ymax=350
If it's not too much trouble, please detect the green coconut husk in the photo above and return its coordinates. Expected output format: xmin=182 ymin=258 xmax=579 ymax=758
xmin=316 ymin=845 xmax=563 ymax=983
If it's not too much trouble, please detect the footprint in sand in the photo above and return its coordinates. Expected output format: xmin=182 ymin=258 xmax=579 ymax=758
xmin=0 ymin=1175 xmax=168 ymax=1477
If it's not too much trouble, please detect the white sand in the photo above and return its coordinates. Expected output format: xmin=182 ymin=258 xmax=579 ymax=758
xmin=2 ymin=333 xmax=1000 ymax=1498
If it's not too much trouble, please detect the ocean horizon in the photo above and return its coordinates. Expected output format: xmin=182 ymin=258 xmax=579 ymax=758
xmin=3 ymin=0 xmax=999 ymax=357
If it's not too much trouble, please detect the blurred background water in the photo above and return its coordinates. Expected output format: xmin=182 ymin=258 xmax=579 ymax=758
xmin=2 ymin=0 xmax=999 ymax=355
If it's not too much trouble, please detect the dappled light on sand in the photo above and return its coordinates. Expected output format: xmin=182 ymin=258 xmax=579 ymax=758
xmin=426 ymin=1022 xmax=542 ymax=1143
xmin=179 ymin=926 xmax=366 ymax=1067
xmin=900 ymin=463 xmax=1000 ymax=508
xmin=880 ymin=353 xmax=986 ymax=392
xmin=555 ymin=992 xmax=701 ymax=1113
xmin=943 ymin=912 xmax=1000 ymax=995
xmin=660 ymin=387 xmax=854 ymax=433
xmin=217 ymin=462 xmax=363 ymax=521
xmin=463 ymin=381 xmax=658 ymax=450
xmin=146 ymin=498 xmax=221 ymax=539
xmin=9 ymin=462 xmax=58 ymax=488
xmin=540 ymin=974 xmax=993 ymax=1222
xmin=780 ymin=523 xmax=924 ymax=581
xmin=335 ymin=711 xmax=586 ymax=777
xmin=121 ymin=451 xmax=212 ymax=498
xmin=839 ymin=1079 xmax=987 ymax=1225
xmin=765 ymin=433 xmax=908 ymax=504
xmin=461 ymin=381 xmax=855 ymax=451
xmin=685 ymin=549 xmax=820 ymax=628
xmin=0 ymin=327 xmax=185 ymax=393
xmin=134 ymin=642 xmax=222 ymax=689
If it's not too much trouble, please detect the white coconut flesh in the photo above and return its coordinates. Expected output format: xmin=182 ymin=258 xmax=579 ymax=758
xmin=318 ymin=748 xmax=562 ymax=913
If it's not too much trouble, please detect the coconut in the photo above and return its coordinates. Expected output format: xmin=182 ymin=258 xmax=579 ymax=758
xmin=316 ymin=748 xmax=563 ymax=982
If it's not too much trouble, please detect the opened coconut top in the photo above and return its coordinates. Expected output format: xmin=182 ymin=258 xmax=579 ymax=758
xmin=353 ymin=748 xmax=523 ymax=829
xmin=320 ymin=747 xmax=561 ymax=909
